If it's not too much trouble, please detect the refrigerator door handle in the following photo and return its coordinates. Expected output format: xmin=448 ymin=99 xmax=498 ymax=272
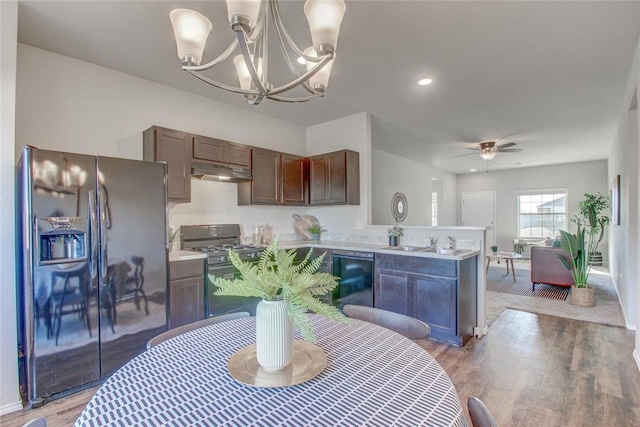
xmin=88 ymin=190 xmax=99 ymax=289
xmin=98 ymin=190 xmax=109 ymax=287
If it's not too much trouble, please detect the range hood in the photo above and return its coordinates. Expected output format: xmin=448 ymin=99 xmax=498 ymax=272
xmin=191 ymin=161 xmax=252 ymax=182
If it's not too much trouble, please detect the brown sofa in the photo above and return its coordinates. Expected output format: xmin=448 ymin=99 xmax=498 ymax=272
xmin=530 ymin=246 xmax=575 ymax=290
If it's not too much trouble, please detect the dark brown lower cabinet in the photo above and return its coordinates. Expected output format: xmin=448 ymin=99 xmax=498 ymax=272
xmin=169 ymin=258 xmax=205 ymax=329
xmin=412 ymin=274 xmax=457 ymax=339
xmin=375 ymin=270 xmax=411 ymax=315
xmin=374 ymin=253 xmax=478 ymax=346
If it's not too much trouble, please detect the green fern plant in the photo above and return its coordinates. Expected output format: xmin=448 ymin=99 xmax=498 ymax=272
xmin=211 ymin=240 xmax=346 ymax=342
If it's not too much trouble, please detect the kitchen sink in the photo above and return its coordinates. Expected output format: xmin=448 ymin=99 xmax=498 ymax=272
xmin=382 ymin=246 xmax=469 ymax=256
xmin=382 ymin=245 xmax=429 ymax=252
xmin=436 ymin=248 xmax=468 ymax=255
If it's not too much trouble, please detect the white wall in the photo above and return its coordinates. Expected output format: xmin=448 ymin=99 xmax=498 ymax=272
xmin=609 ymin=109 xmax=638 ymax=331
xmin=609 ymin=31 xmax=640 ymax=335
xmin=0 ymin=1 xmax=22 ymax=415
xmin=15 ymin=45 xmax=309 ymax=239
xmin=456 ymin=161 xmax=608 ymax=258
xmin=306 ymin=112 xmax=372 ymax=235
xmin=371 ymin=148 xmax=456 ymax=226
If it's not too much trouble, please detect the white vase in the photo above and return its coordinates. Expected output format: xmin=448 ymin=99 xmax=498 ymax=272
xmin=255 ymin=299 xmax=294 ymax=371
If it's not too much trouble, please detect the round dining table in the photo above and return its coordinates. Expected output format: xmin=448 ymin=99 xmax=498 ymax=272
xmin=75 ymin=315 xmax=468 ymax=426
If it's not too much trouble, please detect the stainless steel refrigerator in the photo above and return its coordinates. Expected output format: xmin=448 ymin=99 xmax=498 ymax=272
xmin=17 ymin=146 xmax=169 ymax=406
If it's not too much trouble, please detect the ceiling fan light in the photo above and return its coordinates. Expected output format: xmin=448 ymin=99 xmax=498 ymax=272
xmin=304 ymin=0 xmax=346 ymax=53
xmin=304 ymin=47 xmax=334 ymax=91
xmin=479 ymin=151 xmax=497 ymax=161
xmin=170 ymin=9 xmax=213 ymax=66
xmin=226 ymin=0 xmax=261 ymax=30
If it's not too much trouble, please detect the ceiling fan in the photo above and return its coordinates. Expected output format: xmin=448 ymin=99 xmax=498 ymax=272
xmin=455 ymin=141 xmax=523 ymax=161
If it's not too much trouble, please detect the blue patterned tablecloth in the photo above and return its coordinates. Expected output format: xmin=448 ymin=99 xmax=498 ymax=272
xmin=75 ymin=315 xmax=467 ymax=426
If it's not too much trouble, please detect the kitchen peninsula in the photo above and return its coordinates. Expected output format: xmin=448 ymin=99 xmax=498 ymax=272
xmin=280 ymin=240 xmax=480 ymax=346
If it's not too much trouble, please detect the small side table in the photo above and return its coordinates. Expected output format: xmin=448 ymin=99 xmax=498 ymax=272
xmin=486 ymin=252 xmax=522 ymax=282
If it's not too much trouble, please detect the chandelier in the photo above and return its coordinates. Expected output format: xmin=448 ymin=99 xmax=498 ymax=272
xmin=169 ymin=0 xmax=346 ymax=105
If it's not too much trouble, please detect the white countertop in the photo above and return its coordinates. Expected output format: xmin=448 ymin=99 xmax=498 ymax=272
xmin=277 ymin=240 xmax=480 ymax=261
xmin=169 ymin=249 xmax=207 ymax=262
xmin=168 ymin=243 xmax=480 ymax=262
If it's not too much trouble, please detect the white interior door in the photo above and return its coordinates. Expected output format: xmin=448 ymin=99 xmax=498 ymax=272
xmin=462 ymin=191 xmax=496 ymax=249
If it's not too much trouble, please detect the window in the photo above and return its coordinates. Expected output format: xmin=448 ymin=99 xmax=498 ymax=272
xmin=517 ymin=190 xmax=567 ymax=238
xmin=431 ymin=191 xmax=438 ymax=226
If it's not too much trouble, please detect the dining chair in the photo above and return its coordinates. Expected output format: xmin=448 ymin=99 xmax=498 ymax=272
xmin=146 ymin=312 xmax=251 ymax=349
xmin=467 ymin=396 xmax=498 ymax=427
xmin=342 ymin=305 xmax=430 ymax=340
xmin=22 ymin=418 xmax=47 ymax=427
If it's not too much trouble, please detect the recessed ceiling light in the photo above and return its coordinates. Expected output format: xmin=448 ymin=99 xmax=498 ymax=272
xmin=418 ymin=78 xmax=432 ymax=86
xmin=470 ymin=168 xmax=477 ymax=172
xmin=297 ymin=56 xmax=306 ymax=65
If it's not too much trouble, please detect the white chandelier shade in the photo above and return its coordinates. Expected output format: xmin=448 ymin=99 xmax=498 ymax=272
xmin=170 ymin=0 xmax=346 ymax=105
xmin=304 ymin=47 xmax=334 ymax=90
xmin=234 ymin=54 xmax=264 ymax=90
xmin=169 ymin=9 xmax=213 ymax=67
xmin=227 ymin=0 xmax=262 ymax=30
xmin=304 ymin=0 xmax=347 ymax=52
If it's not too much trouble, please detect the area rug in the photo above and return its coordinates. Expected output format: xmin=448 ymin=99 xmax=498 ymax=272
xmin=486 ymin=266 xmax=568 ymax=300
xmin=485 ymin=268 xmax=627 ymax=328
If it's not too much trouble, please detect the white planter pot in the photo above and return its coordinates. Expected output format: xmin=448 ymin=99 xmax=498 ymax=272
xmin=256 ymin=299 xmax=294 ymax=371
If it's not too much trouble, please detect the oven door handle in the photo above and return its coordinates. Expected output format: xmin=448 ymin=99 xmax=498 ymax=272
xmin=207 ymin=265 xmax=236 ymax=280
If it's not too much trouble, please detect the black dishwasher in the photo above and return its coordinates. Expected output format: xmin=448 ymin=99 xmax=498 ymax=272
xmin=332 ymin=250 xmax=374 ymax=309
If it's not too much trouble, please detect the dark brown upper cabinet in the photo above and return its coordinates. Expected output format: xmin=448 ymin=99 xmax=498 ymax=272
xmin=143 ymin=126 xmax=191 ymax=203
xmin=238 ymin=149 xmax=307 ymax=206
xmin=309 ymin=149 xmax=360 ymax=205
xmin=192 ymin=134 xmax=250 ymax=167
xmin=281 ymin=154 xmax=307 ymax=205
xmin=238 ymin=147 xmax=281 ymax=205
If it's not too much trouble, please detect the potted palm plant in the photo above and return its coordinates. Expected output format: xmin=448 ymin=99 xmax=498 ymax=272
xmin=556 ymin=193 xmax=610 ymax=307
xmin=387 ymin=224 xmax=403 ymax=246
xmin=211 ymin=241 xmax=345 ymax=371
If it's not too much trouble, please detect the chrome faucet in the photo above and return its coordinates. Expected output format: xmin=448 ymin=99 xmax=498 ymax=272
xmin=447 ymin=236 xmax=455 ymax=249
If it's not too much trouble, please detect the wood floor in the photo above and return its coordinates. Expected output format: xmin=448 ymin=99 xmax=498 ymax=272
xmin=2 ymin=308 xmax=639 ymax=426
xmin=420 ymin=309 xmax=640 ymax=426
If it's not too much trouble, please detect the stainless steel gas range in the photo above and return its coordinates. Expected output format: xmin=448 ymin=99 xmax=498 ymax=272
xmin=180 ymin=224 xmax=263 ymax=317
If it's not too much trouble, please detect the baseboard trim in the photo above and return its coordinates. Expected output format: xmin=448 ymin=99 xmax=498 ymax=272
xmin=0 ymin=401 xmax=24 ymax=417
xmin=634 ymin=349 xmax=640 ymax=374
xmin=610 ymin=279 xmax=634 ymax=329
xmin=474 ymin=326 xmax=489 ymax=337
